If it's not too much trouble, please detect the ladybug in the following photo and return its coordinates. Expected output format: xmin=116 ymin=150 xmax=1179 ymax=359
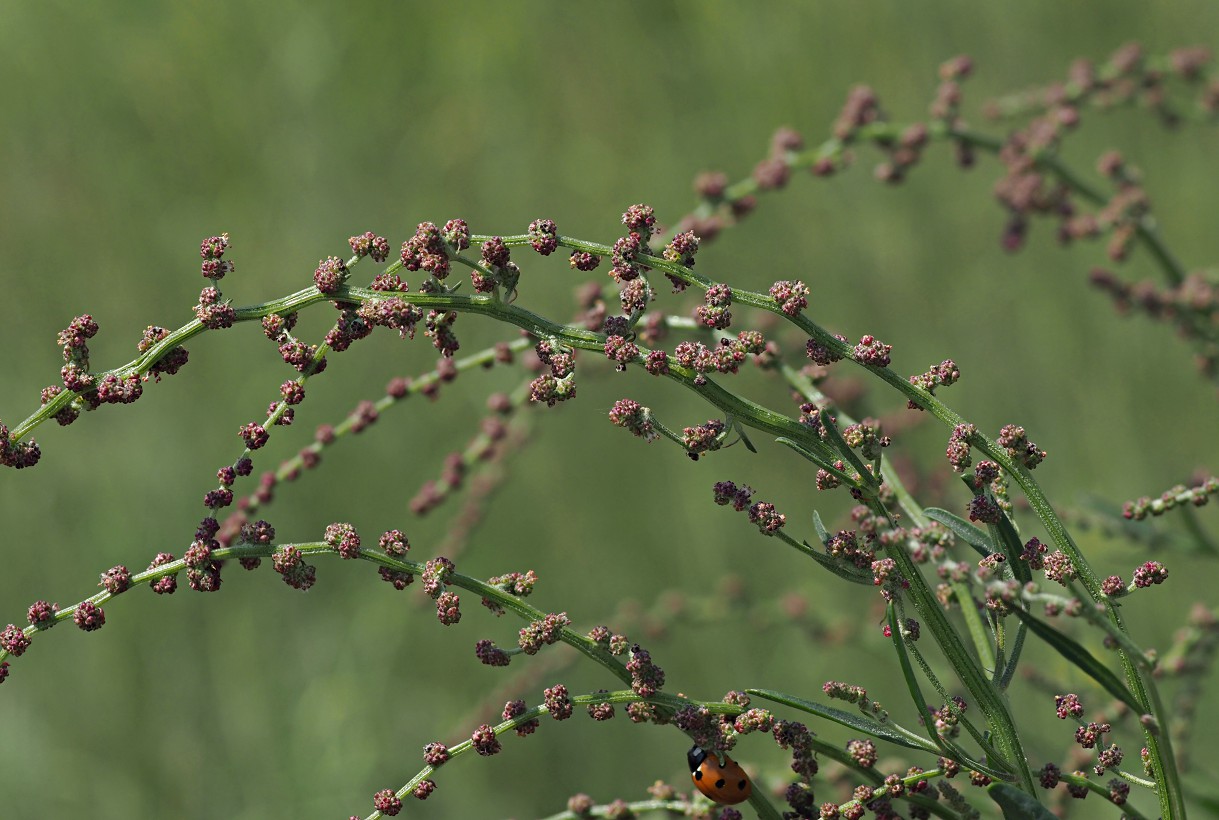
xmin=687 ymin=744 xmax=752 ymax=805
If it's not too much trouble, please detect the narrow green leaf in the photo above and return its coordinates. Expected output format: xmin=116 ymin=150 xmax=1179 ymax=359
xmin=951 ymin=580 xmax=996 ymax=673
xmin=987 ymin=782 xmax=1055 ymax=820
xmin=745 ymin=688 xmax=936 ymax=753
xmin=884 ymin=605 xmax=943 ymax=751
xmin=1007 ymin=607 xmax=1143 ymax=712
xmin=924 ymin=507 xmax=994 ymax=558
xmin=812 ymin=510 xmax=830 ymax=545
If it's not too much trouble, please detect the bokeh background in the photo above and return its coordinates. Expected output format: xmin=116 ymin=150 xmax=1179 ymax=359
xmin=2 ymin=2 xmax=1218 ymax=818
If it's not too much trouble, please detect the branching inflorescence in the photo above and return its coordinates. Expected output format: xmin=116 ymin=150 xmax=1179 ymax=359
xmin=2 ymin=44 xmax=1217 ymax=819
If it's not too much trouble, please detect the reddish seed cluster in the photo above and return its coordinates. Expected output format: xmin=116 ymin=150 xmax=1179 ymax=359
xmin=98 ymin=565 xmax=132 ymax=595
xmin=695 ymin=284 xmax=733 ymax=329
xmin=423 ymin=310 xmax=460 ymax=357
xmin=95 ymin=373 xmax=145 ymax=406
xmin=1074 ymin=721 xmax=1111 ymax=749
xmin=771 ymin=719 xmax=818 ymax=780
xmin=528 ymin=218 xmax=559 ymax=255
xmin=324 ymin=307 xmax=375 ymax=353
xmin=379 ymin=566 xmax=413 ymax=590
xmin=586 ymin=691 xmax=615 ymax=721
xmin=618 ymin=278 xmax=650 ymax=315
xmin=769 ymin=280 xmax=809 ymax=316
xmin=621 ymin=203 xmax=657 ymax=235
xmin=842 ymin=420 xmax=890 ymax=461
xmin=967 ymin=494 xmax=1003 ymax=524
xmin=379 ymin=529 xmax=409 ymax=557
xmin=469 ymin=723 xmax=501 ymax=756
xmin=544 ymin=683 xmax=573 ymax=720
xmin=625 ymin=644 xmax=666 ymax=697
xmin=401 ymin=222 xmax=452 ymax=280
xmin=845 ymin=738 xmax=877 ymax=768
xmin=853 ymin=334 xmax=892 ymax=367
xmin=474 ymin=638 xmax=510 ymax=667
xmin=733 ymin=708 xmax=775 ymax=736
xmin=603 ymin=335 xmax=640 ymax=371
xmin=486 ymin=570 xmax=537 ymax=602
xmin=27 ymin=600 xmax=58 ymax=627
xmin=441 ymin=218 xmax=470 ymax=252
xmin=569 ymin=250 xmax=601 ymax=272
xmin=662 ymin=229 xmax=700 ymax=271
xmin=313 ymin=256 xmax=348 ymax=294
xmin=503 ymin=699 xmax=540 ymax=736
xmin=360 ymin=296 xmax=425 ymax=343
xmin=945 ymin=423 xmax=975 ymax=473
xmin=435 ymin=590 xmax=461 ymax=625
xmin=825 ymin=530 xmax=875 ymax=570
xmin=421 ymin=556 xmax=455 ymax=598
xmin=610 ymin=232 xmax=645 ymax=283
xmin=372 ymin=789 xmax=401 ymax=816
xmin=0 ymin=624 xmax=31 ymax=656
xmin=348 ymin=231 xmax=390 ymax=263
xmin=713 ymin=480 xmax=754 ymax=511
xmin=681 ymin=418 xmax=726 ymax=459
xmin=58 ymin=314 xmax=99 ymax=368
xmin=147 ymin=553 xmax=179 ymax=595
xmin=195 ymin=285 xmax=237 ymax=330
xmin=805 ymin=334 xmax=846 ymax=366
xmin=1054 ymin=693 xmax=1083 ymax=719
xmin=199 ymin=233 xmax=234 ymax=280
xmin=748 ymin=501 xmax=786 ymax=534
xmin=72 ymin=601 xmax=105 ymax=632
xmin=822 ymin=681 xmax=868 ymax=705
xmin=138 ymin=325 xmax=190 ymax=382
xmin=1132 ymin=560 xmax=1168 ymax=588
xmin=474 ymin=236 xmax=520 ymax=295
xmin=1042 ymin=550 xmax=1077 ymax=585
xmin=907 ymin=359 xmax=960 ymax=409
xmin=272 ymin=545 xmax=317 ymax=591
xmin=518 ymin=612 xmax=571 ymax=655
xmin=997 ymin=424 xmax=1047 ymax=470
xmin=422 ymin=742 xmax=449 ymax=766
xmin=323 ymin=522 xmax=361 ymax=560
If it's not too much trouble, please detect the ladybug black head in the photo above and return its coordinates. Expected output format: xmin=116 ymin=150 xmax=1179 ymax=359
xmin=687 ymin=744 xmax=707 ymax=772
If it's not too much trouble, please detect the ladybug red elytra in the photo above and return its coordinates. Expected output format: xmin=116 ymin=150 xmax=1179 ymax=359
xmin=687 ymin=744 xmax=752 ymax=805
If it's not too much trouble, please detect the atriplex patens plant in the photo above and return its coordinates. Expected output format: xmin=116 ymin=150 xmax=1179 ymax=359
xmin=3 ymin=44 xmax=1218 ymax=819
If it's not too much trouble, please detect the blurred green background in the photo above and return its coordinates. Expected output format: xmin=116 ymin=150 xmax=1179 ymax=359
xmin=2 ymin=2 xmax=1218 ymax=818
